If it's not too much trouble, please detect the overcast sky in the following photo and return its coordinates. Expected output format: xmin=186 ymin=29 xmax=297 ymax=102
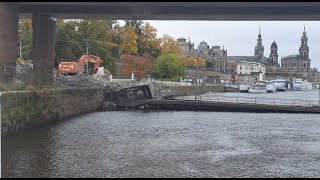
xmin=119 ymin=21 xmax=320 ymax=69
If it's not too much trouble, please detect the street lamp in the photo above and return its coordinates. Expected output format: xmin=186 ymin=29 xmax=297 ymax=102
xmin=86 ymin=43 xmax=89 ymax=75
xmin=19 ymin=41 xmax=22 ymax=59
xmin=203 ymin=76 xmax=207 ymax=85
xmin=318 ymin=81 xmax=320 ymax=106
xmin=195 ymin=44 xmax=203 ymax=101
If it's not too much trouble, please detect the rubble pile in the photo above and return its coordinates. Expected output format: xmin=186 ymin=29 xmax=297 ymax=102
xmin=53 ymin=74 xmax=107 ymax=90
xmin=152 ymin=81 xmax=174 ymax=100
xmin=15 ymin=69 xmax=174 ymax=101
xmin=53 ymin=74 xmax=175 ymax=100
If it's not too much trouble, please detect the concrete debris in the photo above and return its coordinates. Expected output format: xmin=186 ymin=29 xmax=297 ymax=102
xmin=151 ymin=81 xmax=174 ymax=100
xmin=54 ymin=74 xmax=165 ymax=97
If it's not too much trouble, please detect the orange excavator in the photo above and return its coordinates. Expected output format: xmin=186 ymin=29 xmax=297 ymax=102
xmin=57 ymin=54 xmax=103 ymax=75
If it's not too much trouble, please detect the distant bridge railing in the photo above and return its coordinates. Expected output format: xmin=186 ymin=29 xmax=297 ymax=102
xmin=152 ymin=79 xmax=192 ymax=86
xmin=151 ymin=79 xmax=232 ymax=87
xmin=176 ymin=95 xmax=320 ymax=107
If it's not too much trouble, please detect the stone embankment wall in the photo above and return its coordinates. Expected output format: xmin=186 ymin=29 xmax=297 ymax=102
xmin=146 ymin=100 xmax=320 ymax=114
xmin=1 ymin=88 xmax=104 ymax=136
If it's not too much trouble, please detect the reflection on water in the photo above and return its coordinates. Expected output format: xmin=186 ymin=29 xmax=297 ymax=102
xmin=2 ymin=111 xmax=320 ymax=178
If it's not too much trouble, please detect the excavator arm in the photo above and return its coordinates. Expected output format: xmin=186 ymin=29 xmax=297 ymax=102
xmin=58 ymin=54 xmax=103 ymax=75
xmin=82 ymin=55 xmax=103 ymax=73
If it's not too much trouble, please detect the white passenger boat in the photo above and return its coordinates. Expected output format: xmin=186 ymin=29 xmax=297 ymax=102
xmin=248 ymin=84 xmax=266 ymax=93
xmin=272 ymin=78 xmax=287 ymax=92
xmin=239 ymin=84 xmax=251 ymax=93
xmin=266 ymin=84 xmax=276 ymax=93
xmin=292 ymin=80 xmax=313 ymax=91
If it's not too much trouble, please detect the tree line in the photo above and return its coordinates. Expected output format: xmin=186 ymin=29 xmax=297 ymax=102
xmin=18 ymin=19 xmax=207 ymax=81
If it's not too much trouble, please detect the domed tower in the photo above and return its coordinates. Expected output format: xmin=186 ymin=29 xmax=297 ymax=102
xmin=197 ymin=40 xmax=210 ymax=55
xmin=254 ymin=27 xmax=264 ymax=59
xmin=269 ymin=40 xmax=278 ymax=64
xmin=299 ymin=26 xmax=309 ymax=59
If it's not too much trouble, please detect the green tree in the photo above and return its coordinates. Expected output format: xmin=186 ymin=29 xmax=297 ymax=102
xmin=55 ymin=21 xmax=84 ymax=62
xmin=76 ymin=20 xmax=118 ymax=73
xmin=17 ymin=19 xmax=122 ymax=74
xmin=125 ymin=20 xmax=144 ymax=54
xmin=150 ymin=53 xmax=185 ymax=81
xmin=18 ymin=19 xmax=33 ymax=60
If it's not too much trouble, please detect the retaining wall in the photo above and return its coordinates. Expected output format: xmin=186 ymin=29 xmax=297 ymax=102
xmin=1 ymin=88 xmax=104 ymax=136
xmin=146 ymin=99 xmax=320 ymax=114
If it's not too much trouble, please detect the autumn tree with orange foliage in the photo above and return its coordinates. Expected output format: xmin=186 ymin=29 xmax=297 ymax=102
xmin=198 ymin=58 xmax=207 ymax=68
xmin=120 ymin=53 xmax=151 ymax=79
xmin=160 ymin=34 xmax=181 ymax=54
xmin=182 ymin=57 xmax=207 ymax=68
xmin=139 ymin=22 xmax=161 ymax=59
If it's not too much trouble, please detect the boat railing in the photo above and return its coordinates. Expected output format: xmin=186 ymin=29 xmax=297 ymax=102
xmin=176 ymin=95 xmax=320 ymax=107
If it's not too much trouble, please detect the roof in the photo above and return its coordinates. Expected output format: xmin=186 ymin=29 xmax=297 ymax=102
xmin=198 ymin=41 xmax=210 ymax=50
xmin=227 ymin=56 xmax=257 ymax=62
xmin=177 ymin=37 xmax=187 ymax=42
xmin=239 ymin=61 xmax=264 ymax=66
xmin=271 ymin=41 xmax=277 ymax=48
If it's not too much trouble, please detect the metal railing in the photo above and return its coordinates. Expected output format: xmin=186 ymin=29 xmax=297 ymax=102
xmin=152 ymin=79 xmax=235 ymax=87
xmin=176 ymin=95 xmax=320 ymax=107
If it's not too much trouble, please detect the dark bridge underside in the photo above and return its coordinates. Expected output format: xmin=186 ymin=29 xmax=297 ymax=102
xmin=18 ymin=2 xmax=320 ymax=20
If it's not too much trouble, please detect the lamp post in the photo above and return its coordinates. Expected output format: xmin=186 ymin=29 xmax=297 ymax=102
xmin=19 ymin=41 xmax=22 ymax=59
xmin=86 ymin=44 xmax=89 ymax=74
xmin=318 ymin=82 xmax=320 ymax=106
xmin=195 ymin=44 xmax=203 ymax=101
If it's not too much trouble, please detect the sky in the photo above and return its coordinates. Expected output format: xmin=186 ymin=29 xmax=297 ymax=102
xmin=119 ymin=21 xmax=320 ymax=69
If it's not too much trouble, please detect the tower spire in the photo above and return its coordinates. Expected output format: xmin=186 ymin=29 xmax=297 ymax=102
xmin=259 ymin=26 xmax=261 ymax=35
xmin=304 ymin=25 xmax=306 ymax=33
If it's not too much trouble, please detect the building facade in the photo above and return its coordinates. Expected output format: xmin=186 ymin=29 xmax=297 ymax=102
xmin=227 ymin=28 xmax=280 ymax=73
xmin=194 ymin=41 xmax=228 ymax=73
xmin=236 ymin=61 xmax=266 ymax=75
xmin=281 ymin=27 xmax=311 ymax=71
xmin=177 ymin=37 xmax=194 ymax=57
xmin=210 ymin=45 xmax=228 ymax=72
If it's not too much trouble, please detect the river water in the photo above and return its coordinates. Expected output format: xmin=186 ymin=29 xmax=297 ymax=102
xmin=2 ymin=107 xmax=320 ymax=177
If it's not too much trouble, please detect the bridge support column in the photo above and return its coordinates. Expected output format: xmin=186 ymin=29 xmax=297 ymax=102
xmin=0 ymin=2 xmax=19 ymax=84
xmin=32 ymin=13 xmax=56 ymax=86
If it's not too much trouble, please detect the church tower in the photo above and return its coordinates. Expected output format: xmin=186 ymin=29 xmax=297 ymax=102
xmin=254 ymin=26 xmax=264 ymax=59
xmin=269 ymin=40 xmax=278 ymax=64
xmin=299 ymin=26 xmax=309 ymax=59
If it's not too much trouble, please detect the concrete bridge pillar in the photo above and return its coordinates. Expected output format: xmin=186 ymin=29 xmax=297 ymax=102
xmin=32 ymin=13 xmax=56 ymax=86
xmin=0 ymin=2 xmax=19 ymax=84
